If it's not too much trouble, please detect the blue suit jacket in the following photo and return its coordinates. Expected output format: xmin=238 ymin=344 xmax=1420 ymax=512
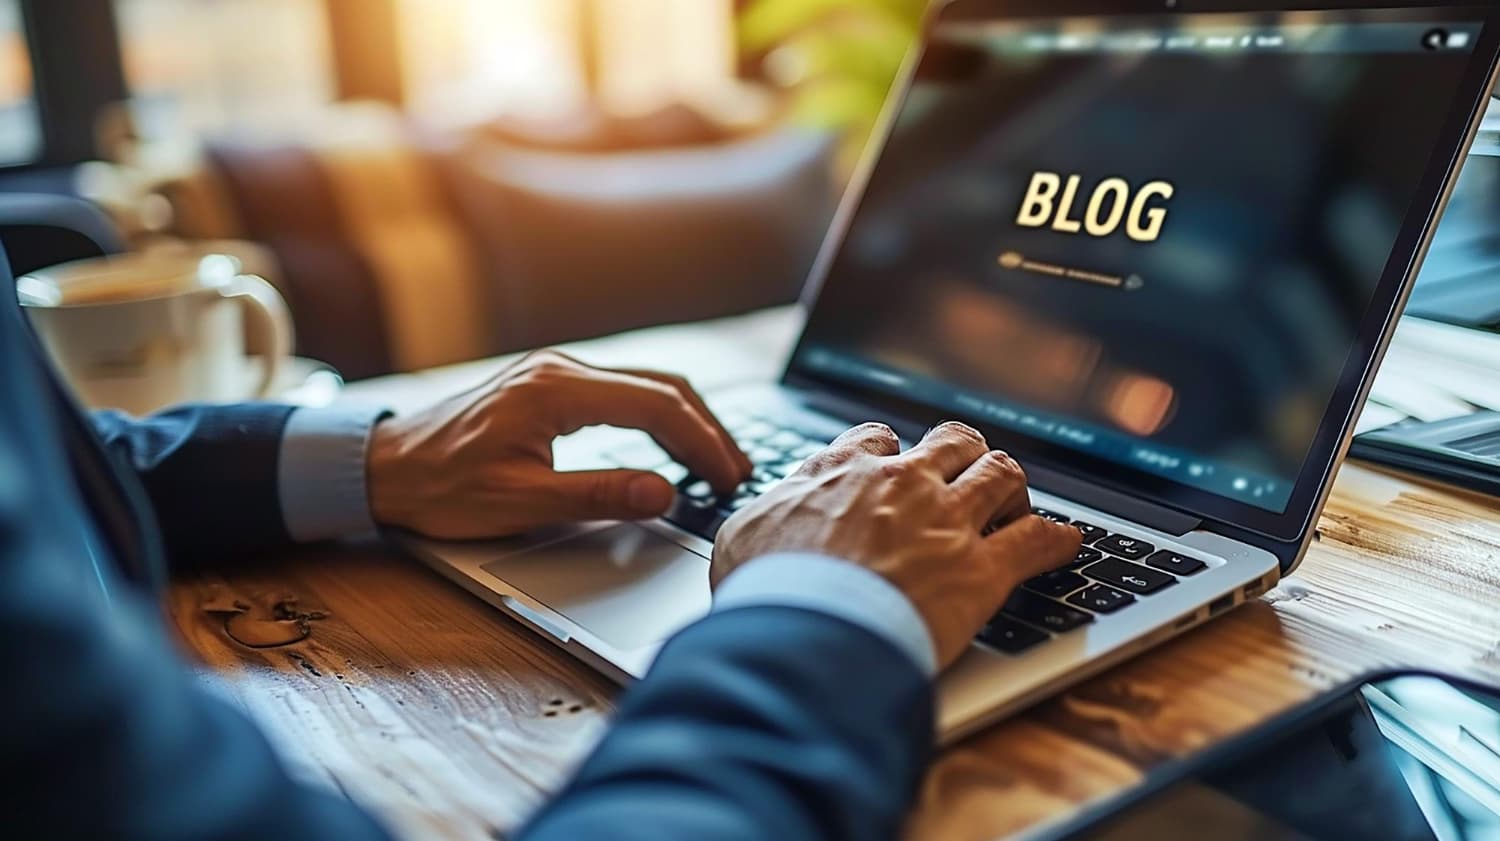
xmin=0 ymin=252 xmax=933 ymax=840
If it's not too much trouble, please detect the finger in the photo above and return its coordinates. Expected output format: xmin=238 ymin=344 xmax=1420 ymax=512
xmin=803 ymin=422 xmax=901 ymax=472
xmin=950 ymin=450 xmax=1030 ymax=529
xmin=540 ymin=369 xmax=746 ymax=493
xmin=618 ymin=369 xmax=753 ymax=477
xmin=903 ymin=422 xmax=990 ymax=481
xmin=500 ymin=348 xmax=582 ymax=378
xmin=978 ymin=515 xmax=1085 ymax=587
xmin=529 ymin=469 xmax=677 ymax=524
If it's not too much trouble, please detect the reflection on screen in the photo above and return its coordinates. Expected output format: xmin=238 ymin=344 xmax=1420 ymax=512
xmin=1058 ymin=675 xmax=1500 ymax=841
xmin=794 ymin=9 xmax=1486 ymax=512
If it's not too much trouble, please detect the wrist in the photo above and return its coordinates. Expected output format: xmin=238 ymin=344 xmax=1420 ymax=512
xmin=277 ymin=406 xmax=392 ymax=543
xmin=367 ymin=413 xmax=416 ymax=529
xmin=714 ymin=554 xmax=940 ymax=678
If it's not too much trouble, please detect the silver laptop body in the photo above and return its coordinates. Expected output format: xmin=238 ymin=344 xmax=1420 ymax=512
xmin=403 ymin=1 xmax=1500 ymax=742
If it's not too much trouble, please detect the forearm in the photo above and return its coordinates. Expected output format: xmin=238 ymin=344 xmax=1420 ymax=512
xmin=4 ymin=430 xmax=394 ymax=841
xmin=91 ymin=404 xmax=387 ymax=570
xmin=518 ymin=559 xmax=938 ymax=841
xmin=93 ymin=403 xmax=297 ymax=566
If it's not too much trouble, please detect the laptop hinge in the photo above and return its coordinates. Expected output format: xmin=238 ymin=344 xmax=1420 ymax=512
xmin=790 ymin=381 xmax=1205 ymax=537
xmin=1024 ymin=463 xmax=1203 ymax=536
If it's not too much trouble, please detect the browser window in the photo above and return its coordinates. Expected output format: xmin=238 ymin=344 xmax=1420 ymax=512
xmin=794 ymin=8 xmax=1488 ymax=513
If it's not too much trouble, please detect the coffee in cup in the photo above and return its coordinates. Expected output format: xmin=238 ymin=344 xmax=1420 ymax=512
xmin=18 ymin=251 xmax=295 ymax=415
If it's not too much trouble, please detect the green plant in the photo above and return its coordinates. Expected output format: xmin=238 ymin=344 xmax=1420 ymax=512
xmin=738 ymin=0 xmax=927 ymax=173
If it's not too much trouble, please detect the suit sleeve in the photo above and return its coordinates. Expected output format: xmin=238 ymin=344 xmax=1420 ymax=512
xmin=0 ymin=425 xmax=394 ymax=841
xmin=91 ymin=404 xmax=298 ymax=565
xmin=518 ymin=605 xmax=936 ymax=841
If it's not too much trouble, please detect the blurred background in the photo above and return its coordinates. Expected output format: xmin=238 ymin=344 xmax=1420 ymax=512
xmin=0 ymin=0 xmax=926 ymax=380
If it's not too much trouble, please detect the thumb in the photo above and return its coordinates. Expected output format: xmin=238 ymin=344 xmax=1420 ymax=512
xmin=537 ymin=469 xmax=677 ymax=522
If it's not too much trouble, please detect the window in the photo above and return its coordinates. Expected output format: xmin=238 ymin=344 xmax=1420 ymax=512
xmin=113 ymin=0 xmax=336 ymax=141
xmin=0 ymin=0 xmax=40 ymax=165
xmin=398 ymin=0 xmax=737 ymax=122
xmin=399 ymin=0 xmax=587 ymax=120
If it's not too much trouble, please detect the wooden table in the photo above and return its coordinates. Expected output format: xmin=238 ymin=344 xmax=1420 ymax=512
xmin=167 ymin=307 xmax=1500 ymax=841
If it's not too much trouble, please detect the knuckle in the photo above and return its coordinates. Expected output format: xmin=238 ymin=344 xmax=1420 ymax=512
xmin=526 ymin=358 xmax=573 ymax=380
xmin=936 ymin=420 xmax=983 ymax=442
xmin=664 ymin=392 xmax=696 ymax=418
xmin=832 ymin=422 xmax=898 ymax=452
xmin=523 ymin=349 xmax=564 ymax=367
xmin=983 ymin=450 xmax=1025 ymax=480
xmin=588 ymin=477 xmax=621 ymax=509
xmin=506 ymin=369 xmax=548 ymax=392
xmin=638 ymin=383 xmax=684 ymax=411
xmin=864 ymin=423 xmax=901 ymax=447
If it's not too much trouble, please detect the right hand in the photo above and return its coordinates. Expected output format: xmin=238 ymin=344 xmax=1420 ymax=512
xmin=712 ymin=422 xmax=1082 ymax=670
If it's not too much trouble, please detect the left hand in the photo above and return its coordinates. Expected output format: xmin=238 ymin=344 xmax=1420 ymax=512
xmin=367 ymin=350 xmax=752 ymax=540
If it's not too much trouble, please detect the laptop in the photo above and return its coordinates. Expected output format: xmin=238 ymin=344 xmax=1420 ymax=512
xmin=404 ymin=0 xmax=1500 ymax=743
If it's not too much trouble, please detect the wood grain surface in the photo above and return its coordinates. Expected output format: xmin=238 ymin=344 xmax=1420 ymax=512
xmin=165 ymin=308 xmax=1500 ymax=841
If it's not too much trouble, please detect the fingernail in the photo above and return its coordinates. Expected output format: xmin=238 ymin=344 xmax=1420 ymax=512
xmin=629 ymin=475 xmax=672 ymax=514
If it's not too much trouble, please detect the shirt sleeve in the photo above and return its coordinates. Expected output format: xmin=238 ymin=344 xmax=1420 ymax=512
xmin=712 ymin=553 xmax=939 ymax=678
xmin=277 ymin=406 xmax=390 ymax=543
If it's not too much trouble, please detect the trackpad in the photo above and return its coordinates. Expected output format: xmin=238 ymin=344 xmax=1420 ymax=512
xmin=480 ymin=525 xmax=711 ymax=651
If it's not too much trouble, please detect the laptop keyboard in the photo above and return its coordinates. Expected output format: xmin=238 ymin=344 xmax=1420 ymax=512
xmin=981 ymin=508 xmax=1210 ymax=655
xmin=659 ymin=413 xmax=832 ymax=541
xmin=603 ymin=414 xmax=1212 ymax=657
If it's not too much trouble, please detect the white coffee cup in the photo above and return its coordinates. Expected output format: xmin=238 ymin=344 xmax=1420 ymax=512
xmin=17 ymin=252 xmax=295 ymax=416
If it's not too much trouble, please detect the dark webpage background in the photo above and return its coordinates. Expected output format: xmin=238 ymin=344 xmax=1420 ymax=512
xmin=799 ymin=26 xmax=1475 ymax=505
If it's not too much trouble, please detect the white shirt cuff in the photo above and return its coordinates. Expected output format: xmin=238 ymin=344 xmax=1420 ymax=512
xmin=713 ymin=554 xmax=938 ymax=678
xmin=277 ymin=406 xmax=390 ymax=543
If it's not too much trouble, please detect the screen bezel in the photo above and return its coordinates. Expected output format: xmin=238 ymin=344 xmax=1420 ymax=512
xmin=1030 ymin=668 xmax=1492 ymax=841
xmin=782 ymin=0 xmax=1500 ymax=544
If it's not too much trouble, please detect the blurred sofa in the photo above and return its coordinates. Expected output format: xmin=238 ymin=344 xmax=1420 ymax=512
xmin=155 ymin=108 xmax=837 ymax=380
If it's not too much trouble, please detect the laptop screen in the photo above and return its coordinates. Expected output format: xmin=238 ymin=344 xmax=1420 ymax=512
xmin=790 ymin=5 xmax=1494 ymax=525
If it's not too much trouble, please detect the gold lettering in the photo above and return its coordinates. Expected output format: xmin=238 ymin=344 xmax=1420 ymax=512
xmin=1127 ymin=181 xmax=1174 ymax=242
xmin=1015 ymin=172 xmax=1174 ymax=242
xmin=1016 ymin=172 xmax=1062 ymax=228
xmin=1052 ymin=175 xmax=1083 ymax=233
xmin=1084 ymin=178 xmax=1131 ymax=237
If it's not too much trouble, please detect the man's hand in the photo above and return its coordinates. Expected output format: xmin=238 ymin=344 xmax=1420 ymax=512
xmin=368 ymin=350 xmax=752 ymax=540
xmin=713 ymin=422 xmax=1081 ymax=669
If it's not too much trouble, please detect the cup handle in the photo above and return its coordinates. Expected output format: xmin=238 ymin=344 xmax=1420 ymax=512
xmin=221 ymin=275 xmax=295 ymax=399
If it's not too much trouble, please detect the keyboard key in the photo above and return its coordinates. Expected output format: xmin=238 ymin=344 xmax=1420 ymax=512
xmin=1096 ymin=534 xmax=1155 ymax=560
xmin=1026 ymin=570 xmax=1090 ymax=598
xmin=1068 ymin=546 xmax=1103 ymax=569
xmin=605 ymin=441 xmax=669 ymax=471
xmin=763 ymin=431 xmax=807 ymax=451
xmin=1067 ymin=584 xmax=1136 ymax=614
xmin=1003 ymin=590 xmax=1094 ymax=633
xmin=978 ymin=616 xmax=1050 ymax=654
xmin=790 ymin=443 xmax=825 ymax=460
xmin=719 ymin=412 xmax=754 ymax=432
xmin=1082 ymin=558 xmax=1177 ymax=595
xmin=680 ymin=480 xmax=714 ymax=501
xmin=655 ymin=462 xmax=689 ymax=485
xmin=664 ymin=497 xmax=725 ymax=540
xmin=1146 ymin=550 xmax=1207 ymax=576
xmin=768 ymin=460 xmax=804 ymax=478
xmin=735 ymin=420 xmax=777 ymax=442
xmin=725 ymin=495 xmax=759 ymax=511
xmin=746 ymin=447 xmax=783 ymax=466
xmin=1032 ymin=507 xmax=1071 ymax=524
xmin=1072 ymin=521 xmax=1107 ymax=544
